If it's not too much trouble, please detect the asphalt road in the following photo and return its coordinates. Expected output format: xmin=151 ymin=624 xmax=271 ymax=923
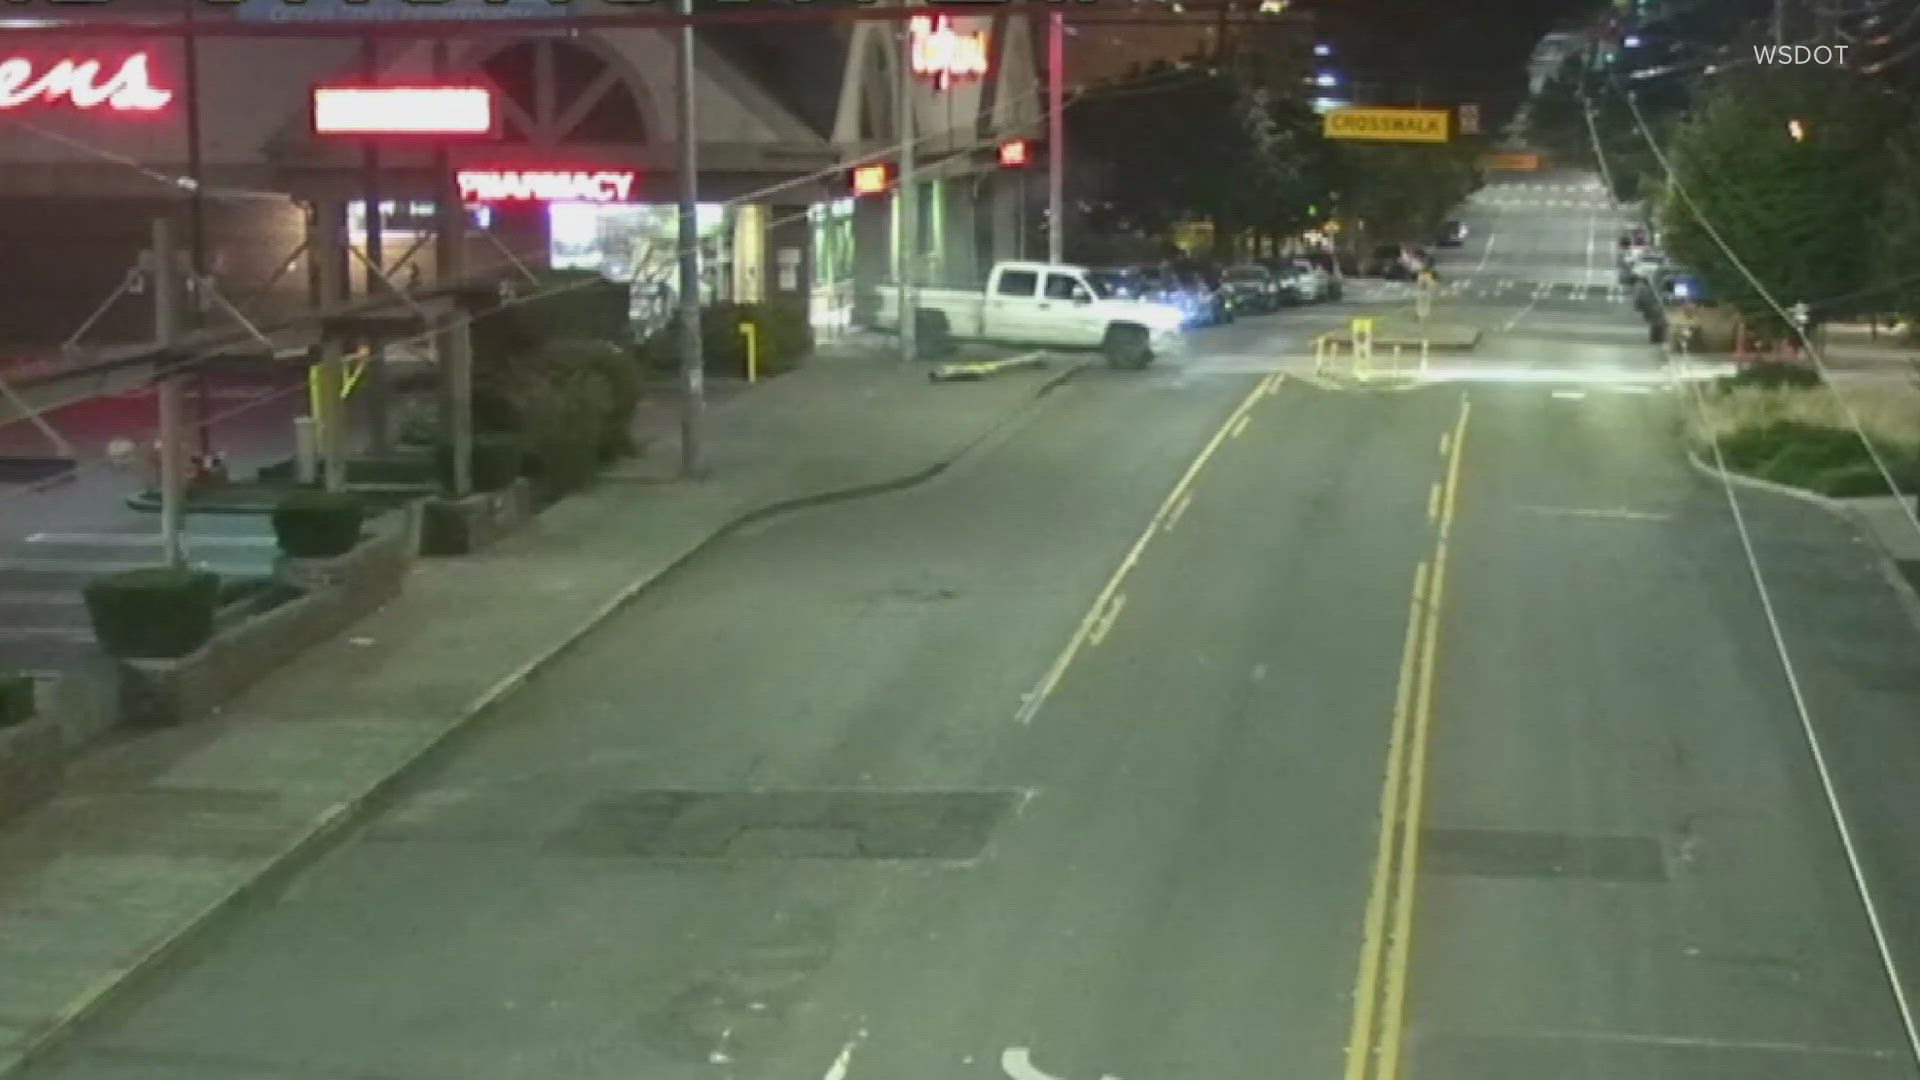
xmin=27 ymin=171 xmax=1920 ymax=1080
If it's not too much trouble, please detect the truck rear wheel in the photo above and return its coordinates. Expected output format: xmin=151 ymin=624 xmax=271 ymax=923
xmin=1104 ymin=325 xmax=1152 ymax=370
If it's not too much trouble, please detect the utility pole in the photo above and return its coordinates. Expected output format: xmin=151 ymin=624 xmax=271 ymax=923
xmin=361 ymin=35 xmax=390 ymax=454
xmin=316 ymin=199 xmax=348 ymax=494
xmin=897 ymin=3 xmax=918 ymax=363
xmin=433 ymin=38 xmax=470 ymax=495
xmin=676 ymin=0 xmax=705 ymax=475
xmin=1048 ymin=9 xmax=1065 ymax=265
xmin=1773 ymin=0 xmax=1786 ymax=46
xmin=182 ymin=0 xmax=213 ymax=461
xmin=152 ymin=217 xmax=186 ymax=569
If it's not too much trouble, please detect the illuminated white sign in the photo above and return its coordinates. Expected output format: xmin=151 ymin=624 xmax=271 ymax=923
xmin=457 ymin=169 xmax=636 ymax=203
xmin=910 ymin=15 xmax=989 ymax=89
xmin=0 ymin=53 xmax=172 ymax=112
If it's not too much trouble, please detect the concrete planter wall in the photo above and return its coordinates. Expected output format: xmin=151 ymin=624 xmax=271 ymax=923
xmin=114 ymin=521 xmax=415 ymax=729
xmin=0 ymin=708 xmax=63 ymax=827
xmin=419 ymin=479 xmax=535 ymax=557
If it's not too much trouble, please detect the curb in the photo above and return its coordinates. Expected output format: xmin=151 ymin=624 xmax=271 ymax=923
xmin=1 ymin=358 xmax=1088 ymax=1080
xmin=1681 ymin=445 xmax=1847 ymax=512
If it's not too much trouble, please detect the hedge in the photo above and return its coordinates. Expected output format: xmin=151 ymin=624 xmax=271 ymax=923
xmin=637 ymin=301 xmax=813 ymax=379
xmin=272 ymin=490 xmax=366 ymax=558
xmin=1714 ymin=419 xmax=1914 ymax=493
xmin=84 ymin=567 xmax=220 ymax=659
xmin=437 ymin=433 xmax=526 ymax=493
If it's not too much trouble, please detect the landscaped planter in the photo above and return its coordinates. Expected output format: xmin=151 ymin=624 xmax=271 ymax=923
xmin=0 ymin=684 xmax=63 ymax=826
xmin=419 ymin=478 xmax=535 ymax=556
xmin=113 ymin=522 xmax=415 ymax=729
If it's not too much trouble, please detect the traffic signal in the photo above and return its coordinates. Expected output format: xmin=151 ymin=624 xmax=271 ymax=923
xmin=851 ymin=162 xmax=892 ymax=196
xmin=997 ymin=139 xmax=1031 ymax=168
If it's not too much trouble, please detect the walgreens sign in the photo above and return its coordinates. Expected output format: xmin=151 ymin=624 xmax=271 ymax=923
xmin=0 ymin=53 xmax=173 ymax=112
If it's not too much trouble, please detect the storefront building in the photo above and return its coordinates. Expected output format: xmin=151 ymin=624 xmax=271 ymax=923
xmin=0 ymin=3 xmax=1041 ymax=352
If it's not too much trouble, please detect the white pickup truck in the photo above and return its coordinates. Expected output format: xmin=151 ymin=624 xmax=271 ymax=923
xmin=870 ymin=260 xmax=1187 ymax=369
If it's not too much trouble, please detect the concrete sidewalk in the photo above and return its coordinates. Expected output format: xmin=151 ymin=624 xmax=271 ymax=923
xmin=0 ymin=347 xmax=1081 ymax=1078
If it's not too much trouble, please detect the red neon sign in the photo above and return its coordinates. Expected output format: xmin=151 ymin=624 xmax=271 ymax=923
xmin=0 ymin=53 xmax=172 ymax=112
xmin=910 ymin=15 xmax=990 ymax=90
xmin=851 ymin=163 xmax=892 ymax=196
xmin=313 ymin=85 xmax=495 ymax=137
xmin=458 ymin=169 xmax=636 ymax=203
xmin=998 ymin=139 xmax=1030 ymax=167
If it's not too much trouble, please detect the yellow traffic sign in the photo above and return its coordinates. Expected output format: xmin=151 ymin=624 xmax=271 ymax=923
xmin=1324 ymin=107 xmax=1450 ymax=144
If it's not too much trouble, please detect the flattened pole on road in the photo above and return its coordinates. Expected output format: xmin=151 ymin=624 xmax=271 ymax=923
xmin=152 ymin=217 xmax=187 ymax=569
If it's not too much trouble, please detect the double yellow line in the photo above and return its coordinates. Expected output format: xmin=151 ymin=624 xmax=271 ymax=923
xmin=1343 ymin=394 xmax=1471 ymax=1080
xmin=1014 ymin=369 xmax=1283 ymax=725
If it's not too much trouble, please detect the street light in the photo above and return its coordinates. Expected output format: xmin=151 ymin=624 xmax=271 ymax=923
xmin=1316 ymin=72 xmax=1338 ymax=87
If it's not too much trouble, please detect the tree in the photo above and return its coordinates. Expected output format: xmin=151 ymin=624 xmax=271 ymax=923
xmin=1070 ymin=64 xmax=1258 ymax=239
xmin=1527 ymin=54 xmax=1594 ymax=164
xmin=1334 ymin=138 xmax=1481 ymax=244
xmin=1872 ymin=114 xmax=1920 ymax=327
xmin=1068 ymin=62 xmax=1339 ymax=254
xmin=1658 ymin=66 xmax=1901 ymax=333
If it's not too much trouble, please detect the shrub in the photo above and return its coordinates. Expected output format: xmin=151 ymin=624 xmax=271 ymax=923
xmin=542 ymin=338 xmax=641 ymax=461
xmin=272 ymin=490 xmax=365 ymax=558
xmin=637 ymin=301 xmax=814 ymax=379
xmin=472 ymin=271 xmax=633 ymax=436
xmin=437 ymin=434 xmax=525 ymax=493
xmin=84 ymin=567 xmax=219 ymax=659
xmin=0 ymin=672 xmax=33 ymax=727
xmin=514 ymin=365 xmax=611 ymax=501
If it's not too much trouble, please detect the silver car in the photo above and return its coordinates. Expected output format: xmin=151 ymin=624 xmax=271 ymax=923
xmin=1277 ymin=259 xmax=1337 ymax=303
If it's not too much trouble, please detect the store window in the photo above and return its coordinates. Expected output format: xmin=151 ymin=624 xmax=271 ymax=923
xmin=810 ymin=199 xmax=855 ymax=329
xmin=547 ymin=202 xmax=732 ymax=329
xmin=348 ymin=201 xmax=490 ymax=238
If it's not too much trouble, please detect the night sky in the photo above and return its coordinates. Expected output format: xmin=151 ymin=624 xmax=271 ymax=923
xmin=1300 ymin=0 xmax=1604 ymax=113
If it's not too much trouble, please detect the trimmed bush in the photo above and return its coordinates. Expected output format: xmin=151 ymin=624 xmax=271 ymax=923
xmin=638 ymin=301 xmax=814 ymax=379
xmin=84 ymin=567 xmax=219 ymax=659
xmin=437 ymin=434 xmax=526 ymax=493
xmin=0 ymin=672 xmax=33 ymax=727
xmin=515 ymin=372 xmax=608 ymax=501
xmin=272 ymin=490 xmax=366 ymax=558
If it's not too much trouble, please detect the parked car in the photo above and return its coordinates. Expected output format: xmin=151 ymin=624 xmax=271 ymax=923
xmin=1364 ymin=243 xmax=1429 ymax=280
xmin=1220 ymin=264 xmax=1282 ymax=314
xmin=1273 ymin=258 xmax=1339 ymax=303
xmin=1619 ymin=249 xmax=1665 ymax=286
xmin=1363 ymin=243 xmax=1405 ymax=278
xmin=1437 ymin=219 xmax=1468 ymax=247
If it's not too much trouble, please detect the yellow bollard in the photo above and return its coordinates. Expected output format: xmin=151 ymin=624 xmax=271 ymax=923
xmin=738 ymin=322 xmax=759 ymax=384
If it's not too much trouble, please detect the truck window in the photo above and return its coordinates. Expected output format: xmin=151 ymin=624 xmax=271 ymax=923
xmin=996 ymin=270 xmax=1039 ymax=297
xmin=1044 ymin=273 xmax=1086 ymax=300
